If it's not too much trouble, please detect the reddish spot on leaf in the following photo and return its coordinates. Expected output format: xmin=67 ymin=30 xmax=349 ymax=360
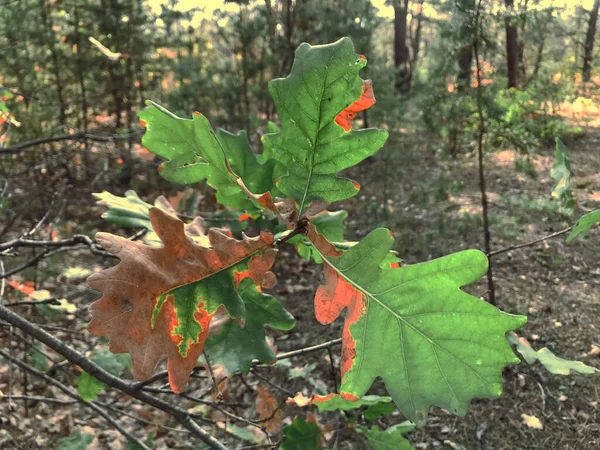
xmin=238 ymin=212 xmax=252 ymax=222
xmin=388 ymin=230 xmax=394 ymax=239
xmin=359 ymin=55 xmax=367 ymax=61
xmin=340 ymin=392 xmax=360 ymax=402
xmin=193 ymin=111 xmax=201 ymax=115
xmin=390 ymin=262 xmax=400 ymax=269
xmin=312 ymin=393 xmax=337 ymax=404
xmin=308 ymin=225 xmax=364 ymax=378
xmin=334 ymin=80 xmax=376 ymax=131
xmin=139 ymin=119 xmax=147 ymax=127
xmin=352 ymin=180 xmax=360 ymax=190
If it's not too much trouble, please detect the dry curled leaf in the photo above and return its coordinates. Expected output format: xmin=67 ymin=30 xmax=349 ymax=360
xmin=521 ymin=413 xmax=543 ymax=429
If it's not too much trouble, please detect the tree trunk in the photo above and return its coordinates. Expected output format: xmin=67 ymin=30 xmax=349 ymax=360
xmin=409 ymin=0 xmax=424 ymax=71
xmin=505 ymin=0 xmax=519 ymax=88
xmin=394 ymin=0 xmax=411 ymax=94
xmin=583 ymin=0 xmax=600 ymax=82
xmin=457 ymin=45 xmax=473 ymax=91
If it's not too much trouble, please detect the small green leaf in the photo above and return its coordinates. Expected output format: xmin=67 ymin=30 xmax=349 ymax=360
xmin=551 ymin=139 xmax=574 ymax=209
xmin=508 ymin=333 xmax=598 ymax=375
xmin=77 ymin=348 xmax=130 ymax=401
xmin=205 ymin=278 xmax=294 ymax=374
xmin=358 ymin=422 xmax=415 ymax=450
xmin=281 ymin=417 xmax=322 ymax=450
xmin=124 ymin=433 xmax=154 ymax=450
xmin=57 ymin=430 xmax=94 ymax=450
xmin=28 ymin=343 xmax=49 ymax=372
xmin=363 ymin=401 xmax=397 ymax=420
xmin=77 ymin=372 xmax=106 ymax=401
xmin=567 ymin=209 xmax=600 ymax=243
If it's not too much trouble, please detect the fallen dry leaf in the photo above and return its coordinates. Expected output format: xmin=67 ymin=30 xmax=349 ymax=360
xmin=521 ymin=413 xmax=543 ymax=429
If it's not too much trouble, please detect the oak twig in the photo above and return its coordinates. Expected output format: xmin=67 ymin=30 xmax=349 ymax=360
xmin=488 ymin=226 xmax=573 ymax=257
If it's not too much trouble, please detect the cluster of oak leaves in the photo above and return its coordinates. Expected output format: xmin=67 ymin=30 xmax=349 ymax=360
xmin=88 ymin=38 xmax=595 ymax=433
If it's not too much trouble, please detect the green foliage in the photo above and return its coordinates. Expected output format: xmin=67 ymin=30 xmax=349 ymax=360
xmin=281 ymin=417 xmax=322 ymax=450
xmin=358 ymin=422 xmax=415 ymax=450
xmin=77 ymin=348 xmax=130 ymax=401
xmin=312 ymin=228 xmax=526 ymax=424
xmin=508 ymin=333 xmax=599 ymax=375
xmin=56 ymin=430 xmax=94 ymax=450
xmin=567 ymin=209 xmax=600 ymax=243
xmin=263 ymin=38 xmax=388 ymax=214
xmin=205 ymin=278 xmax=295 ymax=374
xmin=551 ymin=139 xmax=575 ymax=209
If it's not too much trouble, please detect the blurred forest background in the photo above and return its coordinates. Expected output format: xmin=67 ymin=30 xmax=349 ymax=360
xmin=2 ymin=1 xmax=600 ymax=449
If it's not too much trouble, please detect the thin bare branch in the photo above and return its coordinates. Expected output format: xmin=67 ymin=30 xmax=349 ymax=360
xmin=488 ymin=226 xmax=573 ymax=257
xmin=0 ymin=304 xmax=227 ymax=450
xmin=0 ymin=348 xmax=151 ymax=450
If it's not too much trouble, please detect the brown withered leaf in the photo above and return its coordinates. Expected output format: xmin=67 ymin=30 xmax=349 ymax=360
xmin=256 ymin=384 xmax=284 ymax=433
xmin=87 ymin=207 xmax=276 ymax=392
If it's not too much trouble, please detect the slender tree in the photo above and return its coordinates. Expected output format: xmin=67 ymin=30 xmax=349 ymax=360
xmin=505 ymin=0 xmax=519 ymax=88
xmin=394 ymin=0 xmax=411 ymax=93
xmin=583 ymin=0 xmax=600 ymax=82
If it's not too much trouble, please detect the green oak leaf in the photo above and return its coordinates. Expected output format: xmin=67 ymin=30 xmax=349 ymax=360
xmin=312 ymin=228 xmax=527 ymax=424
xmin=263 ymin=37 xmax=388 ymax=214
xmin=57 ymin=430 xmax=94 ymax=450
xmin=138 ymin=101 xmax=243 ymax=199
xmin=508 ymin=333 xmax=598 ymax=375
xmin=567 ymin=209 xmax=600 ymax=243
xmin=205 ymin=278 xmax=295 ymax=374
xmin=551 ymin=139 xmax=574 ymax=209
xmin=216 ymin=129 xmax=275 ymax=215
xmin=281 ymin=417 xmax=322 ymax=450
xmin=358 ymin=422 xmax=415 ymax=450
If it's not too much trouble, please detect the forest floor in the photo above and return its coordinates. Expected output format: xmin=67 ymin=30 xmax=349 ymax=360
xmin=1 ymin=113 xmax=599 ymax=450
